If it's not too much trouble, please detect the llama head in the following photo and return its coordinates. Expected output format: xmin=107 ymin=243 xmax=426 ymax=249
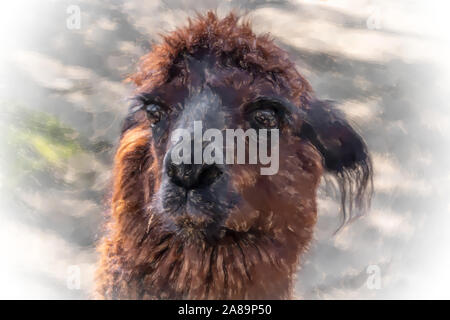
xmin=105 ymin=12 xmax=372 ymax=299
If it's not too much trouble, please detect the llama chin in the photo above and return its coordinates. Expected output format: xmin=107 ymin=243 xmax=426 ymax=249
xmin=95 ymin=11 xmax=372 ymax=300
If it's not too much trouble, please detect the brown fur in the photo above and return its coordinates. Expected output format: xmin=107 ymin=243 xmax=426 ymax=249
xmin=95 ymin=12 xmax=370 ymax=300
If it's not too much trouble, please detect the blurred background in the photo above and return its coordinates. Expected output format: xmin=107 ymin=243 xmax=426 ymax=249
xmin=0 ymin=0 xmax=449 ymax=299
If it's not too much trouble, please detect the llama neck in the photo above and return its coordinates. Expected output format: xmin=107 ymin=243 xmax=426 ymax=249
xmin=118 ymin=227 xmax=298 ymax=299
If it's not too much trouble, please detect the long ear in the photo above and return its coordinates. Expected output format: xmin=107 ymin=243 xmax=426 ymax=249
xmin=299 ymin=99 xmax=373 ymax=227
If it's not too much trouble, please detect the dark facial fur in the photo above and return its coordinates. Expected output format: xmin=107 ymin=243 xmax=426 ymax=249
xmin=96 ymin=12 xmax=372 ymax=300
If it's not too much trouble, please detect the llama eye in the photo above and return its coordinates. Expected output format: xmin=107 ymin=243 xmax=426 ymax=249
xmin=145 ymin=104 xmax=164 ymax=125
xmin=252 ymin=109 xmax=279 ymax=129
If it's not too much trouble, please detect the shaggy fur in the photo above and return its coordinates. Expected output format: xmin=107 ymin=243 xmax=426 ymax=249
xmin=95 ymin=12 xmax=372 ymax=300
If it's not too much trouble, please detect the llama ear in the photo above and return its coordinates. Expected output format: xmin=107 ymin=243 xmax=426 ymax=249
xmin=299 ymin=99 xmax=373 ymax=223
xmin=299 ymin=100 xmax=369 ymax=173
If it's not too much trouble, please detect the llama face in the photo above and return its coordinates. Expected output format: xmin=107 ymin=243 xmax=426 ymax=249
xmin=122 ymin=51 xmax=324 ymax=244
xmin=97 ymin=12 xmax=372 ymax=300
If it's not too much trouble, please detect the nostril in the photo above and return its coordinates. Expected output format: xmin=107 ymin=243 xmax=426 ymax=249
xmin=167 ymin=163 xmax=176 ymax=178
xmin=197 ymin=165 xmax=223 ymax=187
xmin=166 ymin=162 xmax=188 ymax=188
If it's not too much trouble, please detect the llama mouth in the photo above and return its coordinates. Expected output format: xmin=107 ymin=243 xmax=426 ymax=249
xmin=164 ymin=194 xmax=228 ymax=220
xmin=219 ymin=227 xmax=256 ymax=242
xmin=160 ymin=183 xmax=237 ymax=216
xmin=158 ymin=180 xmax=242 ymax=242
xmin=176 ymin=225 xmax=254 ymax=244
xmin=171 ymin=211 xmax=254 ymax=244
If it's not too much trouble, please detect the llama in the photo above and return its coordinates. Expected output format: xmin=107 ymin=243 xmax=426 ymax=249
xmin=95 ymin=12 xmax=372 ymax=299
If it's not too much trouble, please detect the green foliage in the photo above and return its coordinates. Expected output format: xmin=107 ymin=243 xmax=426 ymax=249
xmin=1 ymin=104 xmax=84 ymax=187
